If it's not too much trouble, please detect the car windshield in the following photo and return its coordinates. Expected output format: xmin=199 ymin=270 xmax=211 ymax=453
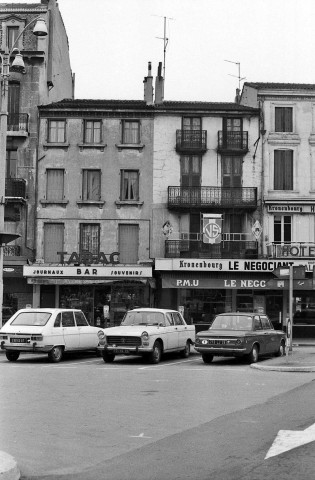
xmin=11 ymin=312 xmax=52 ymax=326
xmin=210 ymin=315 xmax=253 ymax=331
xmin=121 ymin=311 xmax=164 ymax=326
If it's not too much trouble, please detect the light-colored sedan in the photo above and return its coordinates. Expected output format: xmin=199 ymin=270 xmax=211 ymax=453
xmin=98 ymin=308 xmax=195 ymax=364
xmin=0 ymin=308 xmax=105 ymax=363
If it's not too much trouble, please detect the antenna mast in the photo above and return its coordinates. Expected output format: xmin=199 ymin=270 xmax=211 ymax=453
xmin=224 ymin=59 xmax=246 ymax=90
xmin=155 ymin=15 xmax=174 ymax=80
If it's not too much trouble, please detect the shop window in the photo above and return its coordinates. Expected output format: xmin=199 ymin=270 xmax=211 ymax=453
xmin=80 ymin=224 xmax=100 ymax=255
xmin=83 ymin=120 xmax=102 ymax=143
xmin=122 ymin=120 xmax=140 ymax=144
xmin=274 ymin=150 xmax=293 ymax=190
xmin=82 ymin=170 xmax=101 ymax=201
xmin=44 ymin=223 xmax=64 ymax=263
xmin=48 ymin=120 xmax=66 ymax=143
xmin=46 ymin=169 xmax=65 ymax=201
xmin=275 ymin=107 xmax=293 ymax=132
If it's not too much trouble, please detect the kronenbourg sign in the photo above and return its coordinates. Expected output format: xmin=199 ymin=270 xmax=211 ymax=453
xmin=202 ymin=214 xmax=222 ymax=244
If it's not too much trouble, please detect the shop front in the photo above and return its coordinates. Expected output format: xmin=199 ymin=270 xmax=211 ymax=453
xmin=23 ymin=264 xmax=154 ymax=327
xmin=155 ymin=258 xmax=315 ymax=337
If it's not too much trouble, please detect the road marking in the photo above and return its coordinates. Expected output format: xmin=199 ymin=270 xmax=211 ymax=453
xmin=265 ymin=422 xmax=315 ymax=459
xmin=129 ymin=432 xmax=152 ymax=438
xmin=138 ymin=359 xmax=196 ymax=370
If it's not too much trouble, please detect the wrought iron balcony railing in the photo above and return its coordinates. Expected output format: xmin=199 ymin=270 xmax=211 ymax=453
xmin=3 ymin=245 xmax=21 ymax=256
xmin=7 ymin=113 xmax=29 ymax=132
xmin=165 ymin=239 xmax=258 ymax=259
xmin=168 ymin=186 xmax=257 ymax=209
xmin=217 ymin=131 xmax=248 ymax=152
xmin=267 ymin=242 xmax=315 ymax=259
xmin=176 ymin=130 xmax=207 ymax=152
xmin=5 ymin=178 xmax=26 ymax=199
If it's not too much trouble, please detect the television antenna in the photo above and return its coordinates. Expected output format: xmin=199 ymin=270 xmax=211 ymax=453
xmin=154 ymin=15 xmax=174 ymax=80
xmin=224 ymin=59 xmax=246 ymax=90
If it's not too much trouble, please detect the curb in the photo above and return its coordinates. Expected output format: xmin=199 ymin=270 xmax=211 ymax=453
xmin=0 ymin=451 xmax=20 ymax=480
xmin=250 ymin=363 xmax=315 ymax=372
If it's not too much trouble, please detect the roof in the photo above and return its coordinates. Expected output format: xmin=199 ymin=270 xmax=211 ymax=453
xmin=39 ymin=98 xmax=258 ymax=113
xmin=244 ymin=82 xmax=315 ymax=91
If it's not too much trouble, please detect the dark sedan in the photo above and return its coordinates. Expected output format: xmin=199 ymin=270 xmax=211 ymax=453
xmin=194 ymin=312 xmax=286 ymax=364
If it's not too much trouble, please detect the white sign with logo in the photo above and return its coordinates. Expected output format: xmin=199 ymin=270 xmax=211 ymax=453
xmin=202 ymin=214 xmax=222 ymax=244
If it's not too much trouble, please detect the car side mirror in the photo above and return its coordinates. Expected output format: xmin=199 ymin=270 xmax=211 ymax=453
xmin=159 ymin=322 xmax=165 ymax=327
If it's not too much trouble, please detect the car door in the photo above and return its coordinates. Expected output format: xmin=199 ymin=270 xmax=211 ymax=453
xmin=75 ymin=311 xmax=97 ymax=349
xmin=61 ymin=311 xmax=80 ymax=349
xmin=253 ymin=315 xmax=268 ymax=355
xmin=163 ymin=313 xmax=179 ymax=351
xmin=172 ymin=312 xmax=188 ymax=348
xmin=260 ymin=315 xmax=278 ymax=354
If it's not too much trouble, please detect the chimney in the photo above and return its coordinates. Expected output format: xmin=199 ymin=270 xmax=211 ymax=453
xmin=143 ymin=62 xmax=153 ymax=105
xmin=235 ymin=88 xmax=241 ymax=104
xmin=154 ymin=62 xmax=164 ymax=105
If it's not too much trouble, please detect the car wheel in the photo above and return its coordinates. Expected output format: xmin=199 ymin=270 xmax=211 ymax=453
xmin=6 ymin=351 xmax=20 ymax=362
xmin=48 ymin=346 xmax=64 ymax=363
xmin=276 ymin=340 xmax=286 ymax=357
xmin=102 ymin=351 xmax=115 ymax=363
xmin=202 ymin=354 xmax=213 ymax=364
xmin=149 ymin=341 xmax=162 ymax=364
xmin=248 ymin=344 xmax=259 ymax=363
xmin=180 ymin=341 xmax=190 ymax=358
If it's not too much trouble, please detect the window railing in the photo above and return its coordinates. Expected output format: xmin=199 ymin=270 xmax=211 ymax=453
xmin=217 ymin=131 xmax=248 ymax=151
xmin=176 ymin=130 xmax=207 ymax=152
xmin=7 ymin=113 xmax=28 ymax=132
xmin=165 ymin=239 xmax=258 ymax=259
xmin=3 ymin=245 xmax=21 ymax=256
xmin=5 ymin=178 xmax=26 ymax=198
xmin=168 ymin=186 xmax=257 ymax=209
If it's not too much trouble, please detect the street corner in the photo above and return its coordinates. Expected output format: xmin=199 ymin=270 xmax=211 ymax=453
xmin=0 ymin=451 xmax=20 ymax=480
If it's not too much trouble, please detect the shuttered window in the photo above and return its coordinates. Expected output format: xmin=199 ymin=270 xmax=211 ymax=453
xmin=118 ymin=224 xmax=139 ymax=264
xmin=275 ymin=107 xmax=293 ymax=132
xmin=80 ymin=224 xmax=100 ymax=255
xmin=180 ymin=156 xmax=201 ymax=187
xmin=82 ymin=170 xmax=101 ymax=200
xmin=46 ymin=169 xmax=64 ymax=201
xmin=274 ymin=150 xmax=293 ymax=190
xmin=44 ymin=224 xmax=64 ymax=263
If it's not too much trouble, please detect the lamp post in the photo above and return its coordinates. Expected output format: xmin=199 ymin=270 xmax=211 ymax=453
xmin=0 ymin=16 xmax=47 ymax=325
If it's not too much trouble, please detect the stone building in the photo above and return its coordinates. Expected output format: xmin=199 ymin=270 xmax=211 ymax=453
xmin=1 ymin=0 xmax=73 ymax=317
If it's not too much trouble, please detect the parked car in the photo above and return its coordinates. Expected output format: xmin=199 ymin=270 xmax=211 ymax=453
xmin=98 ymin=308 xmax=195 ymax=364
xmin=2 ymin=306 xmax=15 ymax=326
xmin=194 ymin=312 xmax=286 ymax=364
xmin=0 ymin=308 xmax=105 ymax=363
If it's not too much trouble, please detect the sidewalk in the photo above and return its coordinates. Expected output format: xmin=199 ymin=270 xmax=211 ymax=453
xmin=251 ymin=341 xmax=315 ymax=372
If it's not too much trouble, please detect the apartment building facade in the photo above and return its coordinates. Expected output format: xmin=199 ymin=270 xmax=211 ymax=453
xmin=1 ymin=0 xmax=73 ymax=315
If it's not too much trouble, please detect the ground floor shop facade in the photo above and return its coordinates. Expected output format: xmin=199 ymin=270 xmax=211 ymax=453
xmin=23 ymin=264 xmax=154 ymax=327
xmin=155 ymin=258 xmax=315 ymax=337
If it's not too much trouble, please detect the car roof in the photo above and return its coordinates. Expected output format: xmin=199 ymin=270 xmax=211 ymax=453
xmin=216 ymin=312 xmax=265 ymax=316
xmin=129 ymin=308 xmax=179 ymax=313
xmin=12 ymin=308 xmax=83 ymax=313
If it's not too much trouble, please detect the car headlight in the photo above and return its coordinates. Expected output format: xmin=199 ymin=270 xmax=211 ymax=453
xmin=141 ymin=331 xmax=149 ymax=346
xmin=195 ymin=337 xmax=201 ymax=344
xmin=97 ymin=330 xmax=106 ymax=345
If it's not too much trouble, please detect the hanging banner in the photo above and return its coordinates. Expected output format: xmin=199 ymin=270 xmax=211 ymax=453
xmin=202 ymin=214 xmax=222 ymax=244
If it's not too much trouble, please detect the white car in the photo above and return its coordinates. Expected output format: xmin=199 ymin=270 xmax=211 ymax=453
xmin=0 ymin=308 xmax=105 ymax=363
xmin=98 ymin=308 xmax=195 ymax=364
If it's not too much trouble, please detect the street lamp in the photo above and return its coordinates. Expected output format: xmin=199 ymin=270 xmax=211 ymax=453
xmin=0 ymin=16 xmax=48 ymax=325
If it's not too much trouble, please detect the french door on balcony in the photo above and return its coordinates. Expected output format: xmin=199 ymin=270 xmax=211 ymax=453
xmin=222 ymin=117 xmax=242 ymax=149
xmin=182 ymin=117 xmax=202 ymax=149
xmin=8 ymin=82 xmax=20 ymax=130
xmin=180 ymin=155 xmax=201 ymax=204
xmin=221 ymin=156 xmax=242 ymax=206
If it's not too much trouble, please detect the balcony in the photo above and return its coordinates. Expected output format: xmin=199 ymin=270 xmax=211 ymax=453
xmin=165 ymin=238 xmax=258 ymax=259
xmin=168 ymin=186 xmax=257 ymax=210
xmin=267 ymin=242 xmax=315 ymax=259
xmin=217 ymin=131 xmax=248 ymax=153
xmin=5 ymin=178 xmax=27 ymax=201
xmin=7 ymin=113 xmax=29 ymax=135
xmin=3 ymin=245 xmax=21 ymax=257
xmin=176 ymin=130 xmax=207 ymax=153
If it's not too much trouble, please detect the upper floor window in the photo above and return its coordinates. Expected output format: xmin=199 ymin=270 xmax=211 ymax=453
xmin=275 ymin=107 xmax=293 ymax=132
xmin=182 ymin=117 xmax=201 ymax=130
xmin=44 ymin=223 xmax=64 ymax=263
xmin=48 ymin=120 xmax=66 ymax=143
xmin=7 ymin=26 xmax=19 ymax=50
xmin=274 ymin=150 xmax=293 ymax=190
xmin=120 ymin=170 xmax=139 ymax=200
xmin=180 ymin=156 xmax=201 ymax=186
xmin=46 ymin=169 xmax=64 ymax=201
xmin=122 ymin=120 xmax=140 ymax=144
xmin=225 ymin=118 xmax=242 ymax=132
xmin=82 ymin=170 xmax=101 ymax=201
xmin=274 ymin=215 xmax=291 ymax=244
xmin=84 ymin=120 xmax=102 ymax=143
xmin=80 ymin=224 xmax=100 ymax=255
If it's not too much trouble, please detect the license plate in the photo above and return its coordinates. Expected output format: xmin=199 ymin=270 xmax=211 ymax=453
xmin=209 ymin=340 xmax=226 ymax=345
xmin=114 ymin=349 xmax=130 ymax=354
xmin=10 ymin=338 xmax=29 ymax=343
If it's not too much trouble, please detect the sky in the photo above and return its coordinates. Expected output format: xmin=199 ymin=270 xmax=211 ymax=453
xmin=6 ymin=0 xmax=315 ymax=102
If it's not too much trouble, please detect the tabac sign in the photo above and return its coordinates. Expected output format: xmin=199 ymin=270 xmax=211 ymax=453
xmin=202 ymin=214 xmax=222 ymax=244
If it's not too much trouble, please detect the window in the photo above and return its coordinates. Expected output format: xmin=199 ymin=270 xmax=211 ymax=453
xmin=260 ymin=316 xmax=273 ymax=329
xmin=274 ymin=216 xmax=291 ymax=244
xmin=61 ymin=311 xmax=75 ymax=327
xmin=274 ymin=150 xmax=293 ymax=190
xmin=48 ymin=120 xmax=66 ymax=143
xmin=84 ymin=120 xmax=102 ymax=143
xmin=118 ymin=224 xmax=139 ymax=263
xmin=7 ymin=26 xmax=19 ymax=50
xmin=82 ymin=170 xmax=101 ymax=201
xmin=181 ymin=156 xmax=201 ymax=186
xmin=222 ymin=156 xmax=242 ymax=187
xmin=182 ymin=117 xmax=201 ymax=130
xmin=54 ymin=314 xmax=61 ymax=327
xmin=122 ymin=120 xmax=140 ymax=144
xmin=275 ymin=107 xmax=293 ymax=132
xmin=225 ymin=118 xmax=242 ymax=132
xmin=80 ymin=224 xmax=100 ymax=255
xmin=75 ymin=311 xmax=89 ymax=326
xmin=120 ymin=170 xmax=139 ymax=200
xmin=6 ymin=150 xmax=17 ymax=177
xmin=44 ymin=223 xmax=64 ymax=263
xmin=46 ymin=169 xmax=64 ymax=202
